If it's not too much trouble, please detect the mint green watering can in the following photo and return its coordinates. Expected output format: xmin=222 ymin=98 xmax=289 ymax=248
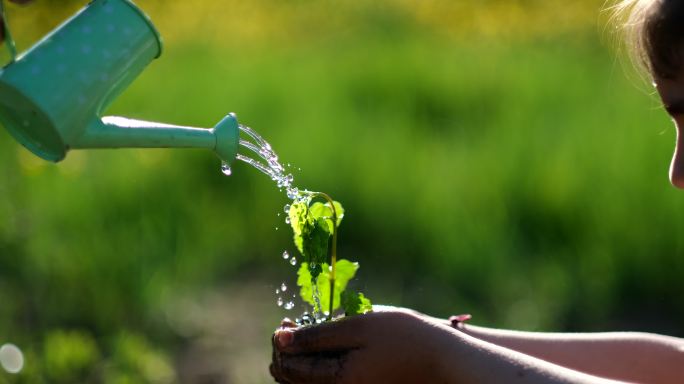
xmin=0 ymin=0 xmax=238 ymax=163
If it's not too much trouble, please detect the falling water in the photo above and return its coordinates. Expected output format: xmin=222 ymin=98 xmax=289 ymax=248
xmin=221 ymin=125 xmax=315 ymax=202
xmin=222 ymin=124 xmax=325 ymax=317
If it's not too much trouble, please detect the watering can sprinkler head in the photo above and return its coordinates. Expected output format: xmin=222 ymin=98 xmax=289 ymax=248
xmin=213 ymin=114 xmax=240 ymax=163
xmin=0 ymin=0 xmax=239 ymax=165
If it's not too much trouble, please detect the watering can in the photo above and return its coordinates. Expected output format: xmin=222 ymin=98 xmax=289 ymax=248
xmin=0 ymin=0 xmax=238 ymax=163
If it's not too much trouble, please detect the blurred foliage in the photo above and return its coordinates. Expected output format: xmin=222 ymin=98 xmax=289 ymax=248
xmin=102 ymin=333 xmax=175 ymax=384
xmin=4 ymin=0 xmax=608 ymax=47
xmin=43 ymin=330 xmax=99 ymax=382
xmin=1 ymin=0 xmax=683 ymax=383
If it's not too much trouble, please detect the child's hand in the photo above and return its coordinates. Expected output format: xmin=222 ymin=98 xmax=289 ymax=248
xmin=270 ymin=307 xmax=460 ymax=384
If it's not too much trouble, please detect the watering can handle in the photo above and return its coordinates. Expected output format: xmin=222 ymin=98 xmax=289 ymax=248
xmin=0 ymin=0 xmax=18 ymax=63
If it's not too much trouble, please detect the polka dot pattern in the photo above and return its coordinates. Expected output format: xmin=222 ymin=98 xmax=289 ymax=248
xmin=0 ymin=0 xmax=163 ymax=161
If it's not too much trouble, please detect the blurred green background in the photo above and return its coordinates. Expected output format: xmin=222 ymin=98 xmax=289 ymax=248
xmin=1 ymin=0 xmax=683 ymax=383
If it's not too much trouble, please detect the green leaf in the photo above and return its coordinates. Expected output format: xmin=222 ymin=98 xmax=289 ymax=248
xmin=305 ymin=218 xmax=330 ymax=268
xmin=341 ymin=290 xmax=373 ymax=316
xmin=333 ymin=259 xmax=358 ymax=294
xmin=289 ymin=198 xmax=370 ymax=318
xmin=297 ymin=263 xmax=316 ymax=308
xmin=288 ymin=201 xmax=312 ymax=255
xmin=289 ymin=202 xmax=331 ymax=270
xmin=309 ymin=201 xmax=345 ymax=233
xmin=297 ymin=259 xmax=359 ymax=313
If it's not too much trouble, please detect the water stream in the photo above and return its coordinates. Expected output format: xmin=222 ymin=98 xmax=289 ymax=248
xmin=222 ymin=124 xmax=314 ymax=202
xmin=223 ymin=124 xmax=323 ymax=319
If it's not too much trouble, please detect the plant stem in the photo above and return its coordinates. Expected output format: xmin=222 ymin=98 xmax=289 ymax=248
xmin=314 ymin=192 xmax=337 ymax=321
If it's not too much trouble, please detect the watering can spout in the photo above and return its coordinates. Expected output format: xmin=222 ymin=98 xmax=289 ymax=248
xmin=0 ymin=0 xmax=240 ymax=165
xmin=75 ymin=113 xmax=240 ymax=163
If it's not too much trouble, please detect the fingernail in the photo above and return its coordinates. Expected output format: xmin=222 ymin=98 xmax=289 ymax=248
xmin=277 ymin=329 xmax=294 ymax=348
xmin=449 ymin=314 xmax=472 ymax=324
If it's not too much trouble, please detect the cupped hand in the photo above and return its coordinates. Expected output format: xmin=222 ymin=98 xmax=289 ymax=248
xmin=270 ymin=306 xmax=461 ymax=384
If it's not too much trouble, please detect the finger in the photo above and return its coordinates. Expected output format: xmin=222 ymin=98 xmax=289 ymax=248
xmin=272 ymin=332 xmax=285 ymax=378
xmin=270 ymin=363 xmax=291 ymax=384
xmin=373 ymin=306 xmax=451 ymax=327
xmin=449 ymin=314 xmax=472 ymax=330
xmin=449 ymin=314 xmax=472 ymax=323
xmin=272 ymin=332 xmax=289 ymax=382
xmin=279 ymin=355 xmax=344 ymax=384
xmin=371 ymin=305 xmax=432 ymax=320
xmin=280 ymin=317 xmax=296 ymax=328
xmin=371 ymin=305 xmax=418 ymax=314
xmin=269 ymin=363 xmax=279 ymax=381
xmin=424 ymin=314 xmax=452 ymax=327
xmin=275 ymin=317 xmax=365 ymax=354
xmin=271 ymin=334 xmax=278 ymax=368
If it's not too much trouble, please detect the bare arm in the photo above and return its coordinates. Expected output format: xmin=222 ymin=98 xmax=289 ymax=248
xmin=457 ymin=323 xmax=684 ymax=384
xmin=271 ymin=309 xmax=629 ymax=384
xmin=436 ymin=325 xmax=628 ymax=384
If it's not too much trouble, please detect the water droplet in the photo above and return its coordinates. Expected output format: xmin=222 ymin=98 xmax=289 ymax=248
xmin=284 ymin=301 xmax=295 ymax=310
xmin=284 ymin=204 xmax=291 ymax=214
xmin=276 ymin=289 xmax=280 ymax=294
xmin=287 ymin=188 xmax=300 ymax=200
xmin=290 ymin=257 xmax=297 ymax=266
xmin=285 ymin=216 xmax=291 ymax=224
xmin=0 ymin=344 xmax=24 ymax=374
xmin=282 ymin=250 xmax=290 ymax=259
xmin=221 ymin=162 xmax=232 ymax=176
xmin=280 ymin=283 xmax=287 ymax=292
xmin=277 ymin=297 xmax=284 ymax=307
xmin=275 ymin=227 xmax=279 ymax=231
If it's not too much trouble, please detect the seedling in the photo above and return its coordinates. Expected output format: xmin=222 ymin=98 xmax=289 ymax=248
xmin=288 ymin=193 xmax=372 ymax=320
xmin=227 ymin=124 xmax=372 ymax=320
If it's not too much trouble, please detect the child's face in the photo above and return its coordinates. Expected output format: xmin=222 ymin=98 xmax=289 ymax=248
xmin=654 ymin=72 xmax=684 ymax=188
